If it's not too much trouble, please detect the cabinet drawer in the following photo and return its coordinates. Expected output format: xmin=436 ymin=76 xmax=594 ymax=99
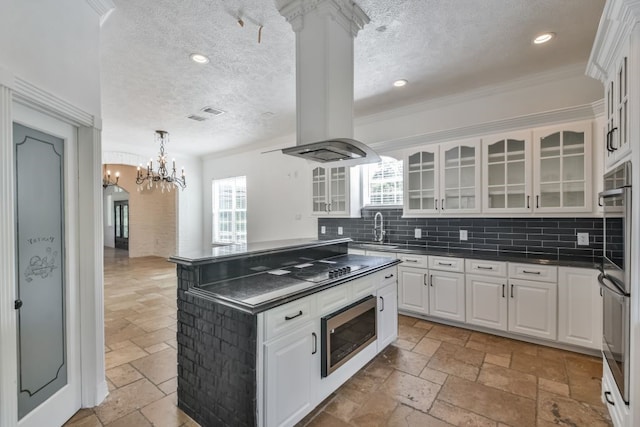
xmin=429 ymin=256 xmax=465 ymax=272
xmin=379 ymin=267 xmax=398 ymax=288
xmin=265 ymin=295 xmax=316 ymax=341
xmin=317 ymin=284 xmax=352 ymax=316
xmin=366 ymin=250 xmax=397 ymax=258
xmin=465 ymin=259 xmax=507 ymax=277
xmin=352 ymin=275 xmax=377 ymax=300
xmin=508 ymin=263 xmax=557 ymax=282
xmin=398 ymin=253 xmax=429 ymax=268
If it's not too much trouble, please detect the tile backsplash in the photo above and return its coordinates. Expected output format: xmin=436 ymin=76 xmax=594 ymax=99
xmin=318 ymin=208 xmax=603 ymax=261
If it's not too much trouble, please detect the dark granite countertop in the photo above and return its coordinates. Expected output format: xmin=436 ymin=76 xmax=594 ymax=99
xmin=187 ymin=254 xmax=401 ymax=314
xmin=169 ymin=237 xmax=352 ymax=265
xmin=349 ymin=242 xmax=600 ymax=270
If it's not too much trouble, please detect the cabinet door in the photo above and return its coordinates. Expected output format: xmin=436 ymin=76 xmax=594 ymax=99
xmin=328 ymin=166 xmax=348 ymax=214
xmin=465 ymin=275 xmax=507 ymax=331
xmin=398 ymin=266 xmax=429 ymax=315
xmin=533 ymin=122 xmax=592 ymax=213
xmin=404 ymin=147 xmax=439 ymax=214
xmin=312 ymin=167 xmax=327 ymax=214
xmin=558 ymin=267 xmax=602 ymax=349
xmin=605 ymin=77 xmax=617 ymax=168
xmin=428 ymin=271 xmax=465 ymax=322
xmin=508 ymin=279 xmax=557 ymax=340
xmin=614 ymin=56 xmax=630 ymax=162
xmin=264 ymin=322 xmax=318 ymax=427
xmin=439 ymin=139 xmax=481 ymax=213
xmin=377 ymin=282 xmax=398 ymax=352
xmin=482 ymin=132 xmax=532 ymax=213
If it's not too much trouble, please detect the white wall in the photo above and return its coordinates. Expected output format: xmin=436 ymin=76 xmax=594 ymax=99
xmin=202 ymin=142 xmax=317 ymax=245
xmin=201 ymin=66 xmax=604 ymax=242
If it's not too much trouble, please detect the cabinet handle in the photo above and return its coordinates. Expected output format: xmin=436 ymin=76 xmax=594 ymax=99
xmin=429 ymin=274 xmax=433 ymax=287
xmin=527 ymin=195 xmax=530 ymax=209
xmin=312 ymin=332 xmax=317 ymax=355
xmin=438 ymin=262 xmax=453 ymax=266
xmin=424 ymin=274 xmax=428 ymax=286
xmin=327 ymin=203 xmax=332 ymax=212
xmin=606 ymin=129 xmax=614 ymax=153
xmin=384 ymin=274 xmax=394 ymax=279
xmin=604 ymin=391 xmax=615 ymax=406
xmin=502 ymin=284 xmax=505 ymax=298
xmin=477 ymin=266 xmax=493 ymax=270
xmin=285 ymin=310 xmax=303 ymax=321
xmin=510 ymin=284 xmax=514 ymax=298
xmin=435 ymin=199 xmax=438 ymax=210
xmin=611 ymin=127 xmax=618 ymax=151
xmin=441 ymin=198 xmax=445 ymax=210
xmin=404 ymin=259 xmax=419 ymax=263
xmin=380 ymin=296 xmax=385 ymax=312
xmin=14 ymin=299 xmax=23 ymax=310
xmin=598 ymin=195 xmax=604 ymax=207
xmin=536 ymin=195 xmax=540 ymax=209
xmin=522 ymin=270 xmax=541 ymax=275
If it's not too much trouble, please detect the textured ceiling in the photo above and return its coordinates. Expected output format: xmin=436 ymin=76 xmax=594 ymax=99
xmin=100 ymin=0 xmax=606 ymax=157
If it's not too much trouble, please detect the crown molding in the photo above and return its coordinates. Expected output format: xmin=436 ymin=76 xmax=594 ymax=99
xmin=369 ymin=102 xmax=600 ymax=153
xmin=85 ymin=0 xmax=115 ymax=25
xmin=357 ymin=63 xmax=589 ymax=126
xmin=278 ymin=0 xmax=369 ymax=35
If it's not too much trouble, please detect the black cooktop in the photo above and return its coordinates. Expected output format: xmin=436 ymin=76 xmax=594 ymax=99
xmin=269 ymin=255 xmax=365 ymax=283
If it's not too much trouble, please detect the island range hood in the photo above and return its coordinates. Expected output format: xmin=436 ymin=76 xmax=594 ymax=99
xmin=277 ymin=0 xmax=380 ymax=167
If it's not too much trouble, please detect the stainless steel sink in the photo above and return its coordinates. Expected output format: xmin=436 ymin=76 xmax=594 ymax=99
xmin=357 ymin=243 xmax=398 ymax=250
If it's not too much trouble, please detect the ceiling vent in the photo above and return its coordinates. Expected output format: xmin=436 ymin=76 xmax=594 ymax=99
xmin=187 ymin=114 xmax=207 ymax=122
xmin=201 ymin=107 xmax=226 ymax=116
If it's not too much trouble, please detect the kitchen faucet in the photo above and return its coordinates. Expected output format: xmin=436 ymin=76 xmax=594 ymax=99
xmin=373 ymin=211 xmax=385 ymax=243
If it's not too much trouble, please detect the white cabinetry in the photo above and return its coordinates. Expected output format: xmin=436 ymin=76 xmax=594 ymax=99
xmin=377 ymin=282 xmax=398 ymax=350
xmin=398 ymin=266 xmax=429 ymax=315
xmin=429 ymin=270 xmax=466 ymax=322
xmin=466 ymin=274 xmax=507 ymax=331
xmin=558 ymin=267 xmax=602 ymax=350
xmin=311 ymin=166 xmax=360 ymax=217
xmin=604 ymin=47 xmax=631 ymax=169
xmin=404 ymin=139 xmax=481 ymax=215
xmin=532 ymin=121 xmax=592 ymax=213
xmin=508 ymin=279 xmax=557 ymax=340
xmin=602 ymin=360 xmax=630 ymax=427
xmin=264 ymin=322 xmax=318 ymax=427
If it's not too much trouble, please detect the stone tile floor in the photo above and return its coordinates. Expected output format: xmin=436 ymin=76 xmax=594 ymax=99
xmin=66 ymin=248 xmax=612 ymax=427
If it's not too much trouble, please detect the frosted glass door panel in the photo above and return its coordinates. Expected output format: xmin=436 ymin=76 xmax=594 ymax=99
xmin=441 ymin=141 xmax=480 ymax=212
xmin=406 ymin=150 xmax=437 ymax=211
xmin=312 ymin=167 xmax=326 ymax=213
xmin=330 ymin=167 xmax=346 ymax=212
xmin=483 ymin=134 xmax=531 ymax=212
xmin=14 ymin=123 xmax=67 ymax=420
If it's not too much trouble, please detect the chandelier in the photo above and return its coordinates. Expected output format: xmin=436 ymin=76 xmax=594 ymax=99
xmin=136 ymin=130 xmax=186 ymax=192
xmin=102 ymin=164 xmax=119 ymax=188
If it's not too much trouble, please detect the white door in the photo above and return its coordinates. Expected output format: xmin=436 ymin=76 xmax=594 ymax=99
xmin=377 ymin=282 xmax=398 ymax=351
xmin=397 ymin=267 xmax=429 ymax=315
xmin=404 ymin=147 xmax=439 ymax=214
xmin=558 ymin=267 xmax=602 ymax=349
xmin=428 ymin=271 xmax=465 ymax=322
xmin=13 ymin=105 xmax=81 ymax=427
xmin=508 ymin=279 xmax=557 ymax=340
xmin=439 ymin=139 xmax=481 ymax=214
xmin=465 ymin=275 xmax=507 ymax=331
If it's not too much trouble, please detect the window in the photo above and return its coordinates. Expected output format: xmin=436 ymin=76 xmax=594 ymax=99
xmin=362 ymin=156 xmax=403 ymax=205
xmin=212 ymin=176 xmax=247 ymax=243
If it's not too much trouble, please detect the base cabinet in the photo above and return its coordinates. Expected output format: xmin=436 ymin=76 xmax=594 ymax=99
xmin=429 ymin=271 xmax=465 ymax=322
xmin=465 ymin=275 xmax=507 ymax=331
xmin=558 ymin=267 xmax=602 ymax=350
xmin=264 ymin=322 xmax=319 ymax=427
xmin=508 ymin=279 xmax=557 ymax=340
xmin=377 ymin=282 xmax=398 ymax=350
xmin=398 ymin=266 xmax=429 ymax=315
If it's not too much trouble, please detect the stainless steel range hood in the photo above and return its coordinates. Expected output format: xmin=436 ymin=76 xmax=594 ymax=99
xmin=278 ymin=0 xmax=379 ymax=166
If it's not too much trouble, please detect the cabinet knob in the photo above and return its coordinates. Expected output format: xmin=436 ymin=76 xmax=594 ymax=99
xmin=14 ymin=299 xmax=23 ymax=310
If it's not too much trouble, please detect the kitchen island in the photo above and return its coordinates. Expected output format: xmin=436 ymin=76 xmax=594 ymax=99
xmin=169 ymin=238 xmax=401 ymax=427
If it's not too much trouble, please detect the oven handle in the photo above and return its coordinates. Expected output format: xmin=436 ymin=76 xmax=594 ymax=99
xmin=599 ymin=188 xmax=627 ymax=199
xmin=598 ymin=273 xmax=629 ymax=299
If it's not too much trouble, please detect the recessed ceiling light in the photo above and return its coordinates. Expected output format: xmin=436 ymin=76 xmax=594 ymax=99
xmin=533 ymin=32 xmax=555 ymax=44
xmin=393 ymin=79 xmax=408 ymax=87
xmin=190 ymin=53 xmax=210 ymax=64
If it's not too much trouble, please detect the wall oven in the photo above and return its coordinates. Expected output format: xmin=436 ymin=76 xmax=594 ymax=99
xmin=321 ymin=295 xmax=376 ymax=377
xmin=599 ymin=160 xmax=631 ymax=405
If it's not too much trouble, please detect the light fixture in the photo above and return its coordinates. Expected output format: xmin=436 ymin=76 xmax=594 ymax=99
xmin=393 ymin=79 xmax=408 ymax=87
xmin=102 ymin=164 xmax=119 ymax=188
xmin=533 ymin=32 xmax=555 ymax=44
xmin=136 ymin=130 xmax=186 ymax=192
xmin=190 ymin=53 xmax=210 ymax=64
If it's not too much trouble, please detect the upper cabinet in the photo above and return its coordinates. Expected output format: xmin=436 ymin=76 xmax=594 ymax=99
xmin=605 ymin=53 xmax=631 ymax=169
xmin=532 ymin=122 xmax=592 ymax=213
xmin=482 ymin=132 xmax=532 ymax=213
xmin=404 ymin=139 xmax=481 ymax=215
xmin=311 ymin=166 xmax=360 ymax=217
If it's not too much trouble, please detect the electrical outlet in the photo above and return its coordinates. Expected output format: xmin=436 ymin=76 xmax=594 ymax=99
xmin=460 ymin=230 xmax=468 ymax=241
xmin=320 ymin=226 xmax=326 ymax=234
xmin=577 ymin=232 xmax=589 ymax=246
xmin=338 ymin=227 xmax=343 ymax=235
xmin=414 ymin=228 xmax=422 ymax=238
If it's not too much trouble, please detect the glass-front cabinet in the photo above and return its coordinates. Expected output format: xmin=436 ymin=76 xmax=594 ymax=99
xmin=482 ymin=132 xmax=531 ymax=213
xmin=311 ymin=166 xmax=359 ymax=217
xmin=533 ymin=122 xmax=592 ymax=213
xmin=404 ymin=139 xmax=480 ymax=215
